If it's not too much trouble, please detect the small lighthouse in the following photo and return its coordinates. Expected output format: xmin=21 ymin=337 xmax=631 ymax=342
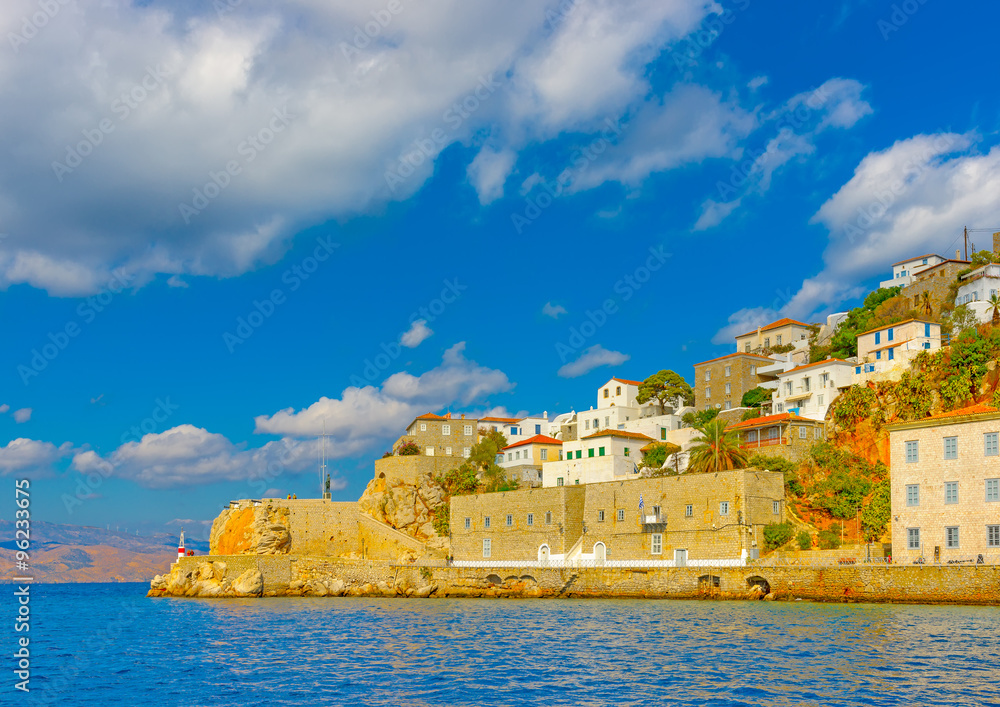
xmin=177 ymin=529 xmax=186 ymax=560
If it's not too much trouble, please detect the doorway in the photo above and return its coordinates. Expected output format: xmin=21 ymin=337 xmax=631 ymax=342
xmin=675 ymin=549 xmax=688 ymax=567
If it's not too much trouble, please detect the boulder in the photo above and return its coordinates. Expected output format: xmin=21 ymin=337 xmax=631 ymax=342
xmin=307 ymin=581 xmax=328 ymax=597
xmin=327 ymin=579 xmax=346 ymax=597
xmin=413 ymin=584 xmax=436 ymax=598
xmin=197 ymin=562 xmax=215 ymax=581
xmin=289 ymin=579 xmax=305 ymax=591
xmin=149 ymin=574 xmax=167 ymax=591
xmin=232 ymin=568 xmax=264 ymax=597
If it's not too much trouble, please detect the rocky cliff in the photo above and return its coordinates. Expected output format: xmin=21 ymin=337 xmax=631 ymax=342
xmin=357 ymin=473 xmax=449 ymax=552
xmin=209 ymin=501 xmax=291 ymax=555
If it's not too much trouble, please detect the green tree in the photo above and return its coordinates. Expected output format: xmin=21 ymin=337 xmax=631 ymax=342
xmin=741 ymin=386 xmax=771 ymax=409
xmin=945 ymin=303 xmax=979 ymax=338
xmin=827 ymin=286 xmax=902 ymax=358
xmin=438 ymin=429 xmax=510 ymax=495
xmin=637 ymin=370 xmax=694 ymax=412
xmin=922 ymin=291 xmax=933 ymax=318
xmin=990 ymin=293 xmax=1000 ymax=327
xmin=796 ymin=531 xmax=812 ymax=550
xmin=682 ymin=408 xmax=719 ymax=427
xmin=763 ymin=522 xmax=794 ymax=550
xmin=861 ymin=480 xmax=890 ymax=542
xmin=638 ymin=442 xmax=680 ymax=470
xmin=687 ymin=419 xmax=748 ymax=473
xmin=396 ymin=441 xmax=420 ymax=456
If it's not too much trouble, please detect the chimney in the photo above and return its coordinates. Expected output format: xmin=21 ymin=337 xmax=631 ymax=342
xmin=460 ymin=413 xmax=465 ymax=419
xmin=957 ymin=249 xmax=961 ymax=260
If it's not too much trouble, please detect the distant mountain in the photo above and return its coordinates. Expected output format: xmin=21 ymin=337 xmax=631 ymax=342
xmin=0 ymin=520 xmax=210 ymax=583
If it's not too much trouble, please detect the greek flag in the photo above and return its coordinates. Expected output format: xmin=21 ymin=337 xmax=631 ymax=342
xmin=638 ymin=494 xmax=644 ymax=511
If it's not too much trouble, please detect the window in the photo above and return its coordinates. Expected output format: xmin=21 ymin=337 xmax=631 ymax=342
xmin=545 ymin=511 xmax=552 ymax=524
xmin=784 ymin=382 xmax=792 ymax=396
xmin=888 ymin=328 xmax=894 ymax=342
xmin=593 ymin=419 xmax=598 ymax=429
xmin=463 ymin=447 xmax=471 ymax=458
xmin=706 ymin=387 xmax=711 ymax=398
xmin=814 ymin=428 xmax=822 ymax=440
xmin=820 ymin=373 xmax=829 ymax=387
xmin=725 ymin=383 xmax=731 ymax=395
xmin=527 ymin=513 xmax=534 ymax=526
xmin=922 ymin=257 xmax=928 ymax=264
xmin=616 ymin=386 xmax=621 ymax=395
xmin=651 ymin=534 xmax=662 ymax=554
xmin=483 ymin=539 xmax=491 ymax=558
xmin=776 ymin=403 xmax=783 ymax=413
xmin=484 ymin=516 xmax=491 ymax=529
xmin=946 ymin=526 xmax=959 ymax=549
xmin=556 ymin=477 xmax=564 ymax=487
xmin=535 ymin=424 xmax=541 ymax=435
xmin=803 ymin=377 xmax=811 ymax=392
xmin=818 ymin=394 xmax=824 ymax=406
xmin=661 ymin=428 xmax=667 ymax=440
xmin=888 ymin=348 xmax=894 ymax=361
xmin=685 ymin=504 xmax=693 ymax=517
xmin=945 ymin=481 xmax=958 ymax=505
xmin=988 ymin=525 xmax=1000 ymax=548
xmin=504 ymin=514 xmax=512 ymax=527
xmin=705 ymin=370 xmax=711 ymax=381
xmin=724 ymin=401 xmax=732 ymax=410
xmin=986 ymin=478 xmax=999 ymax=502
xmin=986 ymin=432 xmax=999 ymax=456
xmin=464 ymin=425 xmax=472 ymax=436
xmin=603 ymin=388 xmax=609 ymax=398
xmin=420 ymin=423 xmax=427 ymax=431
xmin=604 ymin=416 xmax=609 ymax=427
xmin=507 ymin=453 xmax=512 ymax=461
xmin=652 ymin=505 xmax=660 ymax=516
xmin=446 ymin=446 xmax=452 ymax=456
xmin=719 ymin=502 xmax=729 ymax=516
xmin=773 ymin=501 xmax=780 ymax=515
xmin=923 ymin=342 xmax=931 ymax=350
xmin=944 ymin=436 xmax=957 ymax=459
xmin=751 ymin=366 xmax=756 ymax=375
xmin=584 ymin=419 xmax=590 ymax=430
xmin=588 ymin=448 xmax=594 ymax=458
xmin=597 ymin=510 xmax=605 ymax=522
xmin=464 ymin=517 xmax=471 ymax=529
xmin=907 ymin=528 xmax=920 ymax=550
xmin=617 ymin=509 xmax=625 ymax=522
xmin=875 ymin=331 xmax=881 ymax=345
xmin=905 ymin=440 xmax=919 ymax=463
xmin=425 ymin=447 xmax=434 ymax=456
xmin=764 ymin=337 xmax=770 ymax=347
xmin=624 ymin=447 xmax=630 ymax=457
xmin=442 ymin=424 xmax=450 ymax=435
xmin=510 ymin=426 xmax=518 ymax=436
xmin=856 ymin=366 xmax=861 ymax=374
xmin=575 ymin=479 xmax=580 ymax=484
xmin=575 ymin=450 xmax=582 ymax=459
xmin=725 ymin=366 xmax=731 ymax=377
xmin=906 ymin=484 xmax=919 ymax=506
xmin=540 ymin=449 xmax=548 ymax=461
xmin=925 ymin=323 xmax=931 ymax=337
xmin=598 ymin=446 xmax=605 ymax=457
xmin=876 ymin=350 xmax=882 ymax=360
xmin=798 ymin=426 xmax=807 ymax=439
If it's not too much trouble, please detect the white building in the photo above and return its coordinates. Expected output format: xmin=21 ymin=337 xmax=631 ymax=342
xmin=541 ymin=430 xmax=652 ymax=487
xmin=956 ymin=263 xmax=1000 ymax=323
xmin=770 ymin=359 xmax=854 ymax=421
xmin=480 ymin=414 xmax=552 ymax=446
xmin=880 ymin=254 xmax=946 ymax=289
xmin=854 ymin=319 xmax=941 ymax=383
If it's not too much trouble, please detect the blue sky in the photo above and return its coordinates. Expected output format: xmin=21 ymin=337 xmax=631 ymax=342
xmin=2 ymin=0 xmax=999 ymax=539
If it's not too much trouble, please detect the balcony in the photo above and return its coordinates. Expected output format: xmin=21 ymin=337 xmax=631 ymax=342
xmin=641 ymin=512 xmax=667 ymax=533
xmin=739 ymin=436 xmax=788 ymax=449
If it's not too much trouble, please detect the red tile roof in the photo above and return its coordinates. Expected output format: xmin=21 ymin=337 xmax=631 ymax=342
xmin=735 ymin=318 xmax=813 ymax=339
xmin=693 ymin=352 xmax=774 ymax=367
xmin=503 ymin=434 xmax=563 ymax=450
xmin=480 ymin=416 xmax=521 ymax=423
xmin=924 ymin=404 xmax=998 ymax=421
xmin=580 ymin=429 xmax=654 ymax=442
xmin=858 ymin=318 xmax=938 ymax=337
xmin=781 ymin=358 xmax=853 ymax=375
xmin=891 ymin=253 xmax=944 ymax=267
xmin=415 ymin=412 xmax=447 ymax=420
xmin=609 ymin=377 xmax=643 ymax=386
xmin=726 ymin=412 xmax=819 ymax=430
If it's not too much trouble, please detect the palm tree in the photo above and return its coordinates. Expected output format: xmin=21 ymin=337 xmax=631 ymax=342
xmin=687 ymin=418 xmax=748 ymax=474
xmin=990 ymin=293 xmax=1000 ymax=327
xmin=922 ymin=291 xmax=933 ymax=317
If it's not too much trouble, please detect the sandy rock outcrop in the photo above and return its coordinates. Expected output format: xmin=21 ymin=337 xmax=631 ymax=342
xmin=209 ymin=502 xmax=292 ymax=555
xmin=358 ymin=473 xmax=449 ymax=551
xmin=148 ymin=562 xmax=263 ymax=598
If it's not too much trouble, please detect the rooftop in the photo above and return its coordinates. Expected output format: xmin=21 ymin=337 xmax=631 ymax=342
xmin=886 ymin=403 xmax=1000 ymax=430
xmin=780 ymin=358 xmax=853 ymax=376
xmin=607 ymin=376 xmax=643 ymax=386
xmin=503 ymin=434 xmax=563 ymax=450
xmin=693 ymin=352 xmax=774 ymax=367
xmin=479 ymin=416 xmax=522 ymax=423
xmin=727 ymin=412 xmax=819 ymax=430
xmin=735 ymin=318 xmax=813 ymax=339
xmin=891 ymin=253 xmax=944 ymax=267
xmin=858 ymin=318 xmax=938 ymax=337
xmin=580 ymin=429 xmax=655 ymax=442
xmin=924 ymin=403 xmax=999 ymax=421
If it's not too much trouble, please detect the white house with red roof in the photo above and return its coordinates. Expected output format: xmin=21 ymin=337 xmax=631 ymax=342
xmin=734 ymin=318 xmax=814 ymax=361
xmin=480 ymin=413 xmax=552 ymax=446
xmin=854 ymin=318 xmax=941 ymax=383
xmin=879 ymin=253 xmax=946 ymax=289
xmin=541 ymin=429 xmax=653 ymax=487
xmin=770 ymin=359 xmax=855 ymax=421
xmin=498 ymin=434 xmax=563 ymax=487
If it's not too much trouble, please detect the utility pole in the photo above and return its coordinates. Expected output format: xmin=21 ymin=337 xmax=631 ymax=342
xmin=964 ymin=226 xmax=968 ymax=260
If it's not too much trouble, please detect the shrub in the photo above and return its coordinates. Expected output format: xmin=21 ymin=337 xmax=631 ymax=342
xmin=831 ymin=385 xmax=878 ymax=428
xmin=763 ymin=522 xmax=794 ymax=550
xmin=796 ymin=531 xmax=812 ymax=550
xmin=861 ymin=480 xmax=891 ymax=542
xmin=741 ymin=387 xmax=771 ymax=409
xmin=396 ymin=441 xmax=420 ymax=456
xmin=817 ymin=529 xmax=841 ymax=550
xmin=431 ymin=504 xmax=450 ymax=537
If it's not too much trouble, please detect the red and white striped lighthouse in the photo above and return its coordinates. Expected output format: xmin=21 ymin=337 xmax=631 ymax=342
xmin=177 ymin=529 xmax=186 ymax=560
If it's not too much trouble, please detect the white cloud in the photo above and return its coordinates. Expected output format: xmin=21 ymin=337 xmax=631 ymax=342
xmin=0 ymin=438 xmax=73 ymax=477
xmin=400 ymin=318 xmax=433 ymax=348
xmin=783 ymin=131 xmax=991 ymax=317
xmin=166 ymin=275 xmax=188 ymax=288
xmin=711 ymin=307 xmax=779 ymax=345
xmin=557 ymin=344 xmax=630 ymax=378
xmin=467 ymin=146 xmax=516 ymax=204
xmin=13 ymin=408 xmax=32 ymax=423
xmin=748 ymin=75 xmax=768 ymax=91
xmin=255 ymin=342 xmax=512 ymax=442
xmin=0 ymin=404 xmax=8 ymax=414
xmin=0 ymin=0 xmax=723 ymax=296
xmin=542 ymin=301 xmax=567 ymax=318
xmin=693 ymin=197 xmax=742 ymax=231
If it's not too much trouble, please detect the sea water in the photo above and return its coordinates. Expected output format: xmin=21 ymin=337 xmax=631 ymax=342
xmin=5 ymin=583 xmax=999 ymax=706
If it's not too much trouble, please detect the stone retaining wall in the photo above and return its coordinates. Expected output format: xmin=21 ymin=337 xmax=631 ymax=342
xmin=163 ymin=556 xmax=1000 ymax=604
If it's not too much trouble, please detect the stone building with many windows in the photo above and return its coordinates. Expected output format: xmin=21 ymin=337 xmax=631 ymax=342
xmin=692 ymin=352 xmax=772 ymax=412
xmin=450 ymin=469 xmax=784 ymax=565
xmin=394 ymin=412 xmax=479 ymax=458
xmin=734 ymin=318 xmax=814 ymax=356
xmin=887 ymin=404 xmax=1000 ymax=564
